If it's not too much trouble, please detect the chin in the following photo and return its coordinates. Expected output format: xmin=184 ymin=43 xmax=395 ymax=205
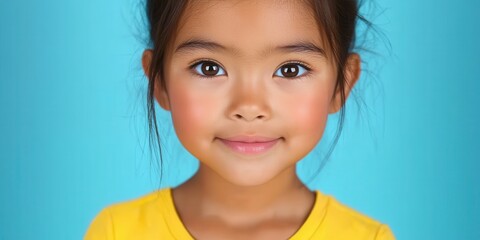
xmin=214 ymin=163 xmax=289 ymax=187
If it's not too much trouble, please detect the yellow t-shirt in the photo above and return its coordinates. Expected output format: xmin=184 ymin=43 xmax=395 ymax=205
xmin=85 ymin=188 xmax=395 ymax=239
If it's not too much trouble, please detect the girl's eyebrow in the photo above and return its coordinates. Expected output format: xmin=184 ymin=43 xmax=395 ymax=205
xmin=175 ymin=39 xmax=227 ymax=53
xmin=274 ymin=42 xmax=326 ymax=58
xmin=174 ymin=38 xmax=326 ymax=58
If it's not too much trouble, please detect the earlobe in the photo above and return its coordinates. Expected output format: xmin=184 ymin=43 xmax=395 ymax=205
xmin=329 ymin=53 xmax=361 ymax=113
xmin=153 ymin=83 xmax=171 ymax=111
xmin=142 ymin=49 xmax=171 ymax=112
xmin=142 ymin=50 xmax=153 ymax=77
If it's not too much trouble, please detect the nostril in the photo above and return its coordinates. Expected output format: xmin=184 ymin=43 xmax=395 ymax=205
xmin=233 ymin=113 xmax=266 ymax=121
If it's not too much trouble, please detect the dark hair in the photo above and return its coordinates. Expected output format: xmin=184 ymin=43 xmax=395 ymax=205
xmin=143 ymin=0 xmax=372 ymax=184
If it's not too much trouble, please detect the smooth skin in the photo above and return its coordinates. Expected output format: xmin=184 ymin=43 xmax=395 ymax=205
xmin=142 ymin=0 xmax=361 ymax=239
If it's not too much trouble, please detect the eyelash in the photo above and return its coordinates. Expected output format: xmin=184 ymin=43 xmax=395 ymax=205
xmin=188 ymin=59 xmax=226 ymax=80
xmin=188 ymin=59 xmax=312 ymax=81
xmin=274 ymin=61 xmax=312 ymax=81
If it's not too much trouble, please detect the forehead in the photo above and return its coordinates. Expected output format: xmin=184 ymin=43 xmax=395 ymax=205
xmin=171 ymin=0 xmax=324 ymax=57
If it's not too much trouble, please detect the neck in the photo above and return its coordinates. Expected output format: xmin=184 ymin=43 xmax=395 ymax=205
xmin=173 ymin=163 xmax=314 ymax=226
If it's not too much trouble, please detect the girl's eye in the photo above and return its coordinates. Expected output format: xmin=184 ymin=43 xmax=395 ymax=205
xmin=274 ymin=63 xmax=310 ymax=78
xmin=192 ymin=61 xmax=226 ymax=77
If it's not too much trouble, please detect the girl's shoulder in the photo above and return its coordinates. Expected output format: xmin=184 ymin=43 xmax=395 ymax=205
xmin=94 ymin=188 xmax=169 ymax=222
xmin=305 ymin=190 xmax=395 ymax=240
xmin=107 ymin=188 xmax=168 ymax=212
xmin=84 ymin=188 xmax=191 ymax=240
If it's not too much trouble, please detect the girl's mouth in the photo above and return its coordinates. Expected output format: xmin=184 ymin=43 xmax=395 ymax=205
xmin=217 ymin=137 xmax=281 ymax=155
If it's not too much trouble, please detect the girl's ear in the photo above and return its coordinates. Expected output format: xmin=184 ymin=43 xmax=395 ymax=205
xmin=142 ymin=50 xmax=171 ymax=111
xmin=329 ymin=53 xmax=361 ymax=113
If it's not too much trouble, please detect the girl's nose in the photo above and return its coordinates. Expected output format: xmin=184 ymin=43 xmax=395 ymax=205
xmin=227 ymin=77 xmax=272 ymax=122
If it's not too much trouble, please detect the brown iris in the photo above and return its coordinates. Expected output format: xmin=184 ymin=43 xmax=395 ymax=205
xmin=201 ymin=62 xmax=220 ymax=76
xmin=280 ymin=64 xmax=300 ymax=78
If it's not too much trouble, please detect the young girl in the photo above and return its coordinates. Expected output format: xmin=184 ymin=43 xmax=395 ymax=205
xmin=85 ymin=0 xmax=395 ymax=239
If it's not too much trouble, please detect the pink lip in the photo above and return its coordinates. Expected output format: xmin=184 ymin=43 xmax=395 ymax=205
xmin=218 ymin=136 xmax=281 ymax=155
xmin=222 ymin=135 xmax=280 ymax=143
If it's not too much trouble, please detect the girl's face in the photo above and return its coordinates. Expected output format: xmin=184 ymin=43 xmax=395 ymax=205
xmin=148 ymin=0 xmax=359 ymax=186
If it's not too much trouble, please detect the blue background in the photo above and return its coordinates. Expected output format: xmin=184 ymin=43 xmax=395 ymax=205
xmin=0 ymin=0 xmax=478 ymax=239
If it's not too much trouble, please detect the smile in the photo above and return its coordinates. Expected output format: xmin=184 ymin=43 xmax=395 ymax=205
xmin=217 ymin=138 xmax=281 ymax=155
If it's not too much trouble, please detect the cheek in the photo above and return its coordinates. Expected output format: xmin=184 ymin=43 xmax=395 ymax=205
xmin=168 ymin=83 xmax=219 ymax=147
xmin=284 ymin=88 xmax=331 ymax=135
xmin=297 ymin=97 xmax=327 ymax=124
